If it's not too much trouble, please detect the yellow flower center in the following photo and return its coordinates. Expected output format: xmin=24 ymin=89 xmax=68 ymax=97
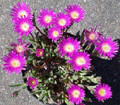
xmin=39 ymin=51 xmax=43 ymax=56
xmin=53 ymin=31 xmax=59 ymax=37
xmin=18 ymin=10 xmax=28 ymax=18
xmin=21 ymin=23 xmax=30 ymax=31
xmin=64 ymin=44 xmax=74 ymax=52
xmin=11 ymin=59 xmax=20 ymax=68
xmin=71 ymin=11 xmax=79 ymax=19
xmin=98 ymin=89 xmax=106 ymax=96
xmin=72 ymin=90 xmax=80 ymax=98
xmin=76 ymin=57 xmax=86 ymax=65
xmin=89 ymin=33 xmax=96 ymax=40
xmin=59 ymin=19 xmax=66 ymax=26
xmin=44 ymin=15 xmax=52 ymax=23
xmin=16 ymin=45 xmax=24 ymax=53
xmin=30 ymin=80 xmax=36 ymax=85
xmin=102 ymin=44 xmax=111 ymax=53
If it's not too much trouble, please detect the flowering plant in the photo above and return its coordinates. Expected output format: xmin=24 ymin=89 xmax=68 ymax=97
xmin=1 ymin=2 xmax=119 ymax=105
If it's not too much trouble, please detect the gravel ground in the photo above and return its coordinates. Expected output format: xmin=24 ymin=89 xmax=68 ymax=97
xmin=0 ymin=0 xmax=120 ymax=105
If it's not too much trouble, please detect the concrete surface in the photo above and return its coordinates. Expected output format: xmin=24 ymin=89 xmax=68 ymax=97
xmin=0 ymin=0 xmax=120 ymax=105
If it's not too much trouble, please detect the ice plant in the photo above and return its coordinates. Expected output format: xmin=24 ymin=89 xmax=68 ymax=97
xmin=36 ymin=49 xmax=44 ymax=57
xmin=11 ymin=39 xmax=29 ymax=54
xmin=48 ymin=27 xmax=61 ymax=42
xmin=65 ymin=4 xmax=85 ymax=22
xmin=11 ymin=2 xmax=32 ymax=22
xmin=84 ymin=27 xmax=101 ymax=44
xmin=2 ymin=51 xmax=26 ymax=74
xmin=14 ymin=18 xmax=34 ymax=37
xmin=26 ymin=77 xmax=38 ymax=89
xmin=37 ymin=9 xmax=55 ymax=28
xmin=2 ymin=2 xmax=119 ymax=105
xmin=54 ymin=13 xmax=71 ymax=29
xmin=58 ymin=37 xmax=80 ymax=57
xmin=67 ymin=85 xmax=85 ymax=104
xmin=94 ymin=83 xmax=112 ymax=101
xmin=95 ymin=36 xmax=118 ymax=59
xmin=68 ymin=52 xmax=91 ymax=71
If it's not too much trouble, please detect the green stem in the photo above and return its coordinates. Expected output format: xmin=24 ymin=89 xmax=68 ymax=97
xmin=35 ymin=26 xmax=45 ymax=35
xmin=64 ymin=22 xmax=74 ymax=38
xmin=30 ymin=33 xmax=35 ymax=41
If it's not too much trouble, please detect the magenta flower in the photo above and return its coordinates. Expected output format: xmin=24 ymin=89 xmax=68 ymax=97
xmin=67 ymin=84 xmax=85 ymax=104
xmin=14 ymin=18 xmax=34 ymax=37
xmin=11 ymin=2 xmax=32 ymax=22
xmin=2 ymin=51 xmax=26 ymax=74
xmin=54 ymin=13 xmax=71 ymax=29
xmin=48 ymin=27 xmax=61 ymax=42
xmin=37 ymin=9 xmax=55 ymax=28
xmin=94 ymin=83 xmax=112 ymax=101
xmin=58 ymin=37 xmax=80 ymax=57
xmin=65 ymin=4 xmax=85 ymax=22
xmin=80 ymin=103 xmax=85 ymax=105
xmin=11 ymin=39 xmax=29 ymax=54
xmin=36 ymin=49 xmax=44 ymax=57
xmin=84 ymin=26 xmax=102 ymax=44
xmin=95 ymin=36 xmax=118 ymax=59
xmin=68 ymin=52 xmax=91 ymax=71
xmin=26 ymin=77 xmax=38 ymax=89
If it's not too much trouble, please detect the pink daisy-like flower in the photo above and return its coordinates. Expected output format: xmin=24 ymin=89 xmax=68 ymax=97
xmin=2 ymin=51 xmax=26 ymax=74
xmin=48 ymin=27 xmax=61 ymax=42
xmin=54 ymin=13 xmax=71 ymax=29
xmin=65 ymin=4 xmax=85 ymax=22
xmin=84 ymin=26 xmax=102 ymax=44
xmin=95 ymin=36 xmax=118 ymax=59
xmin=11 ymin=39 xmax=29 ymax=54
xmin=37 ymin=9 xmax=55 ymax=28
xmin=26 ymin=76 xmax=38 ymax=89
xmin=14 ymin=18 xmax=34 ymax=37
xmin=68 ymin=52 xmax=91 ymax=71
xmin=67 ymin=84 xmax=85 ymax=104
xmin=94 ymin=83 xmax=112 ymax=101
xmin=58 ymin=37 xmax=80 ymax=57
xmin=36 ymin=49 xmax=44 ymax=57
xmin=11 ymin=2 xmax=32 ymax=22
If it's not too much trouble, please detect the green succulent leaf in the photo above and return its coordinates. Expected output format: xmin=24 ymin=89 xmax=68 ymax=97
xmin=48 ymin=90 xmax=51 ymax=98
xmin=65 ymin=98 xmax=73 ymax=105
xmin=9 ymin=83 xmax=25 ymax=87
xmin=83 ymin=97 xmax=92 ymax=102
xmin=32 ymin=89 xmax=42 ymax=95
xmin=43 ymin=96 xmax=48 ymax=103
xmin=73 ymin=75 xmax=79 ymax=80
xmin=38 ymin=93 xmax=44 ymax=100
xmin=86 ymin=85 xmax=97 ymax=90
xmin=41 ymin=41 xmax=45 ymax=49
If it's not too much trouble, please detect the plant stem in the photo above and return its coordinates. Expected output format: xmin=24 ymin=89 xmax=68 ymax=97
xmin=65 ymin=28 xmax=68 ymax=38
xmin=35 ymin=26 xmax=45 ymax=35
xmin=65 ymin=22 xmax=74 ymax=38
xmin=30 ymin=33 xmax=35 ymax=41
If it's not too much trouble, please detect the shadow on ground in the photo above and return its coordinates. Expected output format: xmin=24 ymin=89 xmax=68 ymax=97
xmin=85 ymin=39 xmax=120 ymax=105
